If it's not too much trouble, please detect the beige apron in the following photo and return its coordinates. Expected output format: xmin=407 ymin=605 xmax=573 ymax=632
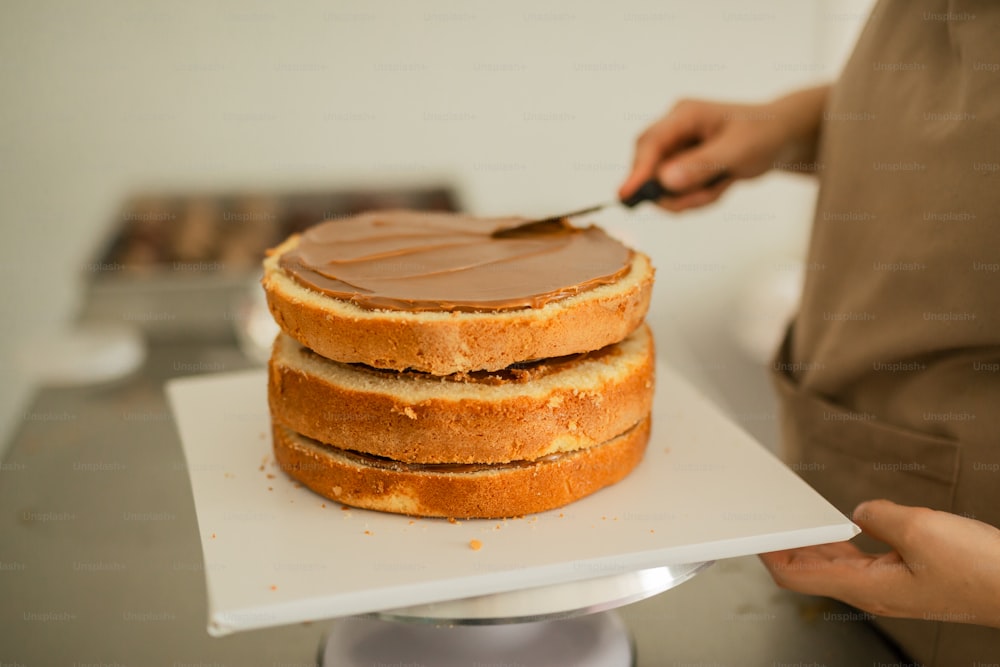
xmin=772 ymin=0 xmax=1000 ymax=664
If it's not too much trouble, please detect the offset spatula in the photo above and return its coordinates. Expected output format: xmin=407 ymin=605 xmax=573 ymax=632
xmin=492 ymin=173 xmax=730 ymax=238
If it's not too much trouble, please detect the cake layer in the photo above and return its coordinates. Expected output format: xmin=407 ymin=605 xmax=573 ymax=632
xmin=262 ymin=213 xmax=654 ymax=375
xmin=277 ymin=209 xmax=635 ymax=312
xmin=268 ymin=324 xmax=655 ymax=464
xmin=271 ymin=417 xmax=651 ymax=519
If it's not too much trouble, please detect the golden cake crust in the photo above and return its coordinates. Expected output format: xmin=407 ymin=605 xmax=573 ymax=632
xmin=271 ymin=418 xmax=651 ymax=519
xmin=262 ymin=235 xmax=654 ymax=375
xmin=268 ymin=325 xmax=654 ymax=464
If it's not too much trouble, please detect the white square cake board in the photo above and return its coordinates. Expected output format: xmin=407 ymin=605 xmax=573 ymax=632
xmin=166 ymin=361 xmax=857 ymax=636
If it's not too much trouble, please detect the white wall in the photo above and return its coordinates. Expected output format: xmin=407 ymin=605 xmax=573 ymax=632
xmin=0 ymin=0 xmax=873 ymax=449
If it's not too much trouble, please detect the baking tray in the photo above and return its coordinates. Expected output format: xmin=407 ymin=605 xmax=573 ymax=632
xmin=166 ymin=353 xmax=857 ymax=636
xmin=81 ymin=185 xmax=459 ymax=340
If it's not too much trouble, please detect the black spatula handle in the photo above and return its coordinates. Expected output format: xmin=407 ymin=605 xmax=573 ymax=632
xmin=620 ymin=172 xmax=730 ymax=207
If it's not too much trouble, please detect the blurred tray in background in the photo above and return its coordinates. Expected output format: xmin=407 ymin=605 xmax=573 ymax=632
xmin=80 ymin=185 xmax=459 ymax=342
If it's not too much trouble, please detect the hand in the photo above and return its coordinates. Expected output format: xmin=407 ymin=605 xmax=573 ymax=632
xmin=619 ymin=85 xmax=829 ymax=212
xmin=760 ymin=499 xmax=1000 ymax=629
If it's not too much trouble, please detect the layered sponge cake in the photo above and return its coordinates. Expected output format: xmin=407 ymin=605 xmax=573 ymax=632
xmin=262 ymin=210 xmax=655 ymax=518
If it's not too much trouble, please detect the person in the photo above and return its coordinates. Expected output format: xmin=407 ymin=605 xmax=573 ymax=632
xmin=762 ymin=499 xmax=1000 ymax=629
xmin=618 ymin=2 xmax=1000 ymax=665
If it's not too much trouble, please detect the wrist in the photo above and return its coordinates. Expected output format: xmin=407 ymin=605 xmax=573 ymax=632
xmin=768 ymin=84 xmax=830 ymax=172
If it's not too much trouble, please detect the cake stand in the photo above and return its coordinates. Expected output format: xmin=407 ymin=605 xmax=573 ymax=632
xmin=166 ymin=364 xmax=856 ymax=643
xmin=322 ymin=561 xmax=712 ymax=666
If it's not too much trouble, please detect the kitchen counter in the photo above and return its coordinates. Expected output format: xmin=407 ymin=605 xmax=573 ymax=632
xmin=0 ymin=340 xmax=905 ymax=666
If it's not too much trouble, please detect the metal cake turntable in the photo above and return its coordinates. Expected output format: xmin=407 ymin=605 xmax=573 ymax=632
xmin=322 ymin=561 xmax=712 ymax=666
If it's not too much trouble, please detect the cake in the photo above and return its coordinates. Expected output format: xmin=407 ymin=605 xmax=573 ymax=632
xmin=262 ymin=210 xmax=654 ymax=375
xmin=262 ymin=209 xmax=655 ymax=518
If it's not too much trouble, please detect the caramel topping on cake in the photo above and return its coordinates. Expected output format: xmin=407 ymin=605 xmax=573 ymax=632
xmin=301 ymin=340 xmax=625 ymax=385
xmin=277 ymin=210 xmax=633 ymax=312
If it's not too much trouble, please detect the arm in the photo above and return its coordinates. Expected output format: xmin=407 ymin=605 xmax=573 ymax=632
xmin=619 ymin=84 xmax=830 ymax=212
xmin=760 ymin=499 xmax=1000 ymax=629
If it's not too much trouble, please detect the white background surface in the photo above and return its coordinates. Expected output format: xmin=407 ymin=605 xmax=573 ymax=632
xmin=167 ymin=358 xmax=856 ymax=636
xmin=0 ymin=0 xmax=874 ymax=452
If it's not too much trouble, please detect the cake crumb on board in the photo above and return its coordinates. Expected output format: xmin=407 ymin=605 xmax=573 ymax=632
xmin=469 ymin=539 xmax=483 ymax=551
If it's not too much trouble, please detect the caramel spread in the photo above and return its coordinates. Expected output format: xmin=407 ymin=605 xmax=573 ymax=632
xmin=278 ymin=210 xmax=633 ymax=312
xmin=297 ymin=422 xmax=642 ymax=474
xmin=301 ymin=338 xmax=624 ymax=385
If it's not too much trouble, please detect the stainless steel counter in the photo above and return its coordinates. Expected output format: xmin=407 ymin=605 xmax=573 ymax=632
xmin=0 ymin=340 xmax=905 ymax=666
